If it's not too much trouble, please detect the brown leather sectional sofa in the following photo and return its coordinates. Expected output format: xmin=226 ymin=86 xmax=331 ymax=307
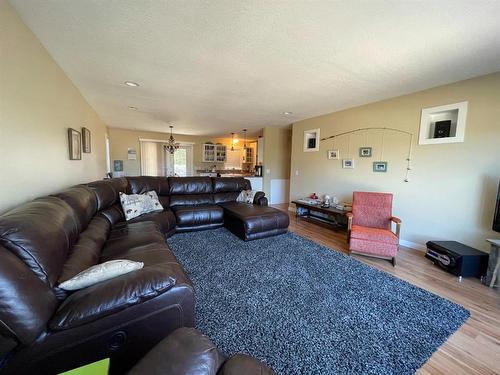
xmin=0 ymin=176 xmax=289 ymax=374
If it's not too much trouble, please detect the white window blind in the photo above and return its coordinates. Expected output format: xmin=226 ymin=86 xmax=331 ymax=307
xmin=140 ymin=140 xmax=162 ymax=176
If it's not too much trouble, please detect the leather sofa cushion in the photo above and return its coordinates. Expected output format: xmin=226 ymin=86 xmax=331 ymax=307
xmin=101 ymin=243 xmax=179 ymax=266
xmin=212 ymin=177 xmax=250 ymax=193
xmin=173 ymin=205 xmax=223 ymax=227
xmin=49 ymin=263 xmax=177 ymax=330
xmin=169 ymin=177 xmax=212 ymax=195
xmin=214 ymin=191 xmax=265 ymax=205
xmin=127 ymin=210 xmax=176 ymax=235
xmin=128 ymin=176 xmax=171 ymax=207
xmin=0 ymin=197 xmax=79 ymax=287
xmin=99 ymin=203 xmax=125 ymax=226
xmin=169 ymin=194 xmax=214 ymax=207
xmin=101 ymin=222 xmax=166 ymax=260
xmin=213 ymin=192 xmax=240 ymax=204
xmin=219 ymin=354 xmax=277 ymax=375
xmin=0 ymin=246 xmax=58 ymax=346
xmin=109 ymin=177 xmax=129 ymax=193
xmin=53 ymin=186 xmax=97 ymax=232
xmin=58 ymin=216 xmax=111 ymax=283
xmin=87 ymin=178 xmax=128 ymax=211
xmin=128 ymin=176 xmax=170 ymax=196
xmin=87 ymin=180 xmax=118 ymax=211
xmin=127 ymin=327 xmax=225 ymax=375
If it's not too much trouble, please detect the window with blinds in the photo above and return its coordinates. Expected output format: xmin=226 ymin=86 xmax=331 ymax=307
xmin=140 ymin=140 xmax=193 ymax=176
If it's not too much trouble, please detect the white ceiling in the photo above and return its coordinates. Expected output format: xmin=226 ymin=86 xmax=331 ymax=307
xmin=10 ymin=0 xmax=500 ymax=137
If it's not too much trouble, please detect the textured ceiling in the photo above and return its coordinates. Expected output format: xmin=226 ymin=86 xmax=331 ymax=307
xmin=9 ymin=0 xmax=500 ymax=136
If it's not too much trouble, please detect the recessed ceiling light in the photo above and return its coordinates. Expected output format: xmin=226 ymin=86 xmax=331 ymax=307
xmin=128 ymin=106 xmax=138 ymax=110
xmin=124 ymin=81 xmax=139 ymax=87
xmin=282 ymin=111 xmax=293 ymax=115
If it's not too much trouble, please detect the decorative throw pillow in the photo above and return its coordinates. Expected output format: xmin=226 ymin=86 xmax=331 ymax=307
xmin=236 ymin=190 xmax=257 ymax=204
xmin=119 ymin=191 xmax=163 ymax=220
xmin=58 ymin=260 xmax=144 ymax=291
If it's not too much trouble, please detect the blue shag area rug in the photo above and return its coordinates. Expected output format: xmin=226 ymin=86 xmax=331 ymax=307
xmin=168 ymin=228 xmax=469 ymax=375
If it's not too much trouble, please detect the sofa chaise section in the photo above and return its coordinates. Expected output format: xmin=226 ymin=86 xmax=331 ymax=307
xmin=0 ymin=184 xmax=194 ymax=375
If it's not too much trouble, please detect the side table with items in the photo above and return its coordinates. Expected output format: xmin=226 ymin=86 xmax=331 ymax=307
xmin=292 ymin=199 xmax=351 ymax=230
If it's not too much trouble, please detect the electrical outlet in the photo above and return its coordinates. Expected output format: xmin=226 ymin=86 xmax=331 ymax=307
xmin=266 ymin=169 xmax=270 ymax=174
xmin=295 ymin=170 xmax=299 ymax=176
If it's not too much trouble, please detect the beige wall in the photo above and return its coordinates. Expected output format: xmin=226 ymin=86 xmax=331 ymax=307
xmin=108 ymin=127 xmax=257 ymax=176
xmin=0 ymin=0 xmax=108 ymax=213
xmin=263 ymin=126 xmax=292 ymax=199
xmin=290 ymin=72 xmax=500 ymax=251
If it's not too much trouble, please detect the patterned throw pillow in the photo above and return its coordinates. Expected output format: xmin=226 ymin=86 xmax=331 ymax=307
xmin=236 ymin=190 xmax=257 ymax=204
xmin=119 ymin=191 xmax=163 ymax=221
xmin=58 ymin=260 xmax=144 ymax=290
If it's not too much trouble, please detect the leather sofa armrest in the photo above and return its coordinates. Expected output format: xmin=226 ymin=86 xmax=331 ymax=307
xmin=218 ymin=354 xmax=277 ymax=375
xmin=50 ymin=264 xmax=177 ymax=331
xmin=127 ymin=327 xmax=225 ymax=375
xmin=253 ymin=192 xmax=268 ymax=206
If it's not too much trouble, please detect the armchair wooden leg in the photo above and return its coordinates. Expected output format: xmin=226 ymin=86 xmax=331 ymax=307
xmin=391 ymin=257 xmax=396 ymax=267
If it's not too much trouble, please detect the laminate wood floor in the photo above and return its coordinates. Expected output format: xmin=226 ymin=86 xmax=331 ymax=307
xmin=272 ymin=204 xmax=500 ymax=375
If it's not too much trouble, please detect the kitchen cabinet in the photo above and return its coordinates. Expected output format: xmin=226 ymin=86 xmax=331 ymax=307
xmin=203 ymin=143 xmax=226 ymax=162
xmin=242 ymin=147 xmax=254 ymax=163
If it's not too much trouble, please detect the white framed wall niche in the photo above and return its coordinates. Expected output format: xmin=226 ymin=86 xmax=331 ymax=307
xmin=419 ymin=101 xmax=468 ymax=145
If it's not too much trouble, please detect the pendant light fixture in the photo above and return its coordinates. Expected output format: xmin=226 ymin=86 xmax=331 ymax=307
xmin=164 ymin=125 xmax=180 ymax=154
xmin=243 ymin=129 xmax=247 ymax=151
xmin=231 ymin=132 xmax=236 ymax=151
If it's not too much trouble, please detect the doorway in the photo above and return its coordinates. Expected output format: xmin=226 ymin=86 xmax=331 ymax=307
xmin=165 ymin=145 xmax=193 ymax=176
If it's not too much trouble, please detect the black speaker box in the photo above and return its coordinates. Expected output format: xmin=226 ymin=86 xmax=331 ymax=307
xmin=425 ymin=241 xmax=488 ymax=278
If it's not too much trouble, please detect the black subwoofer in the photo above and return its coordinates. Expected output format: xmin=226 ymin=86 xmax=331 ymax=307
xmin=426 ymin=241 xmax=488 ymax=279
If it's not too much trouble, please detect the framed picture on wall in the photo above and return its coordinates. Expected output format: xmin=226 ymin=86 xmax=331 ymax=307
xmin=82 ymin=127 xmax=91 ymax=153
xmin=373 ymin=161 xmax=388 ymax=172
xmin=342 ymin=159 xmax=354 ymax=169
xmin=359 ymin=147 xmax=372 ymax=157
xmin=68 ymin=128 xmax=82 ymax=160
xmin=327 ymin=149 xmax=339 ymax=159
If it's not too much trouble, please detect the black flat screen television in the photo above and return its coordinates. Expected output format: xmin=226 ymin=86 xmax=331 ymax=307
xmin=494 ymin=180 xmax=500 ymax=232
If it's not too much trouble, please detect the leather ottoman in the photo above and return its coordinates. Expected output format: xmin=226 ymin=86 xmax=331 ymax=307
xmin=220 ymin=203 xmax=290 ymax=241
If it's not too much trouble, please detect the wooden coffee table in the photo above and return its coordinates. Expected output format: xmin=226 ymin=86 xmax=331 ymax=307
xmin=292 ymin=200 xmax=350 ymax=230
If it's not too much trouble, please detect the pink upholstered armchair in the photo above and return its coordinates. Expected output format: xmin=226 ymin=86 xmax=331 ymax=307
xmin=346 ymin=192 xmax=401 ymax=266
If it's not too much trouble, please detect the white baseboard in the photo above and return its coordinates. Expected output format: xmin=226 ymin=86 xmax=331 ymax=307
xmin=399 ymin=239 xmax=427 ymax=252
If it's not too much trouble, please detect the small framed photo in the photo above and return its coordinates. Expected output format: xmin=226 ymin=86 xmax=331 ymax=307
xmin=359 ymin=147 xmax=372 ymax=157
xmin=342 ymin=159 xmax=354 ymax=169
xmin=68 ymin=128 xmax=82 ymax=160
xmin=327 ymin=149 xmax=339 ymax=159
xmin=373 ymin=161 xmax=388 ymax=172
xmin=82 ymin=127 xmax=91 ymax=153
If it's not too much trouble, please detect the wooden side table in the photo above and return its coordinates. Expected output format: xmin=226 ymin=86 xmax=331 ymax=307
xmin=486 ymin=239 xmax=500 ymax=288
xmin=292 ymin=200 xmax=349 ymax=229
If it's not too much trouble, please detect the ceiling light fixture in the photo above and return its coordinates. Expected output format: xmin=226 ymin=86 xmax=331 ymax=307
xmin=282 ymin=111 xmax=293 ymax=115
xmin=128 ymin=106 xmax=138 ymax=110
xmin=163 ymin=125 xmax=180 ymax=154
xmin=124 ymin=81 xmax=139 ymax=87
xmin=231 ymin=132 xmax=236 ymax=151
xmin=243 ymin=128 xmax=247 ymax=150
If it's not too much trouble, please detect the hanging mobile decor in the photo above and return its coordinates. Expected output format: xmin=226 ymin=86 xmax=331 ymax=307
xmin=321 ymin=127 xmax=414 ymax=182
